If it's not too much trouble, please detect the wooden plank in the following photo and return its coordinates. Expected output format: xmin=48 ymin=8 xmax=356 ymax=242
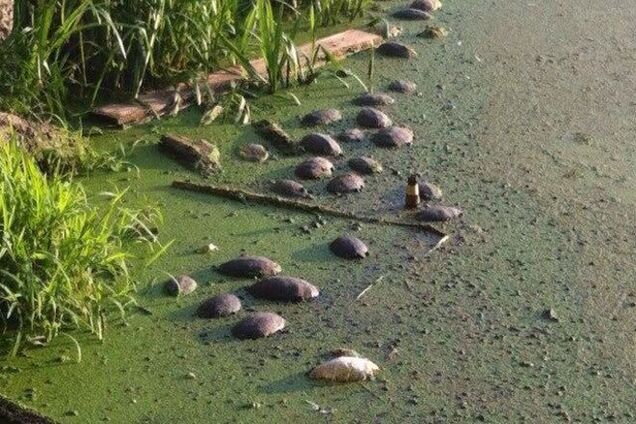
xmin=92 ymin=29 xmax=383 ymax=127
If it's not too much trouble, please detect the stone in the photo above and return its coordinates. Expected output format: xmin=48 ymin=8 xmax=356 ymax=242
xmin=271 ymin=180 xmax=310 ymax=198
xmin=416 ymin=206 xmax=463 ymax=222
xmin=248 ymin=276 xmax=319 ymax=302
xmin=371 ymin=126 xmax=414 ymax=148
xmin=239 ymin=144 xmax=269 ymax=162
xmin=352 ymin=93 xmax=395 ymax=107
xmin=232 ymin=312 xmax=286 ymax=339
xmin=197 ymin=294 xmax=242 ymax=318
xmin=301 ymin=109 xmax=343 ymax=126
xmin=327 ymin=173 xmax=365 ymax=194
xmin=300 ymin=133 xmax=343 ymax=156
xmin=165 ymin=275 xmax=197 ymax=296
xmin=218 ymin=256 xmax=282 ymax=278
xmin=356 ymin=107 xmax=392 ymax=129
xmin=295 ymin=157 xmax=335 ymax=180
xmin=348 ymin=157 xmax=383 ymax=175
xmin=330 ymin=236 xmax=369 ymax=259
xmin=337 ymin=128 xmax=366 ymax=143
xmin=388 ymin=80 xmax=417 ymax=94
xmin=377 ymin=42 xmax=417 ymax=59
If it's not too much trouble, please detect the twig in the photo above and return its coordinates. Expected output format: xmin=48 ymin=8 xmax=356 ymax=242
xmin=355 ymin=285 xmax=374 ymax=301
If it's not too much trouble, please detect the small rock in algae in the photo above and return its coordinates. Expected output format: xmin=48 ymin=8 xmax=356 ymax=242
xmin=416 ymin=205 xmax=463 ymax=222
xmin=218 ymin=256 xmax=282 ymax=278
xmin=348 ymin=156 xmax=383 ymax=175
xmin=232 ymin=312 xmax=286 ymax=340
xmin=301 ymin=133 xmax=343 ymax=157
xmin=330 ymin=236 xmax=369 ymax=259
xmin=337 ymin=128 xmax=366 ymax=143
xmin=377 ymin=42 xmax=417 ymax=59
xmin=295 ymin=157 xmax=335 ymax=180
xmin=309 ymin=356 xmax=380 ymax=382
xmin=356 ymin=107 xmax=392 ymax=129
xmin=301 ymin=109 xmax=343 ymax=126
xmin=388 ymin=80 xmax=417 ymax=94
xmin=371 ymin=126 xmax=414 ymax=148
xmin=352 ymin=93 xmax=395 ymax=107
xmin=165 ymin=275 xmax=197 ymax=296
xmin=248 ymin=276 xmax=319 ymax=302
xmin=418 ymin=25 xmax=448 ymax=39
xmin=543 ymin=308 xmax=559 ymax=322
xmin=239 ymin=144 xmax=269 ymax=162
xmin=197 ymin=293 xmax=242 ymax=318
xmin=411 ymin=0 xmax=442 ymax=12
xmin=418 ymin=181 xmax=443 ymax=200
xmin=271 ymin=180 xmax=310 ymax=198
xmin=392 ymin=8 xmax=433 ymax=20
xmin=327 ymin=173 xmax=365 ymax=194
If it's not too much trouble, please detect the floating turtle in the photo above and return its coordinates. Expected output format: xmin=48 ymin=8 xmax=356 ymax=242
xmin=197 ymin=293 xmax=242 ymax=318
xmin=371 ymin=126 xmax=414 ymax=148
xmin=330 ymin=236 xmax=369 ymax=259
xmin=271 ymin=180 xmax=310 ymax=198
xmin=411 ymin=0 xmax=442 ymax=12
xmin=337 ymin=128 xmax=366 ymax=143
xmin=418 ymin=181 xmax=443 ymax=200
xmin=232 ymin=312 xmax=286 ymax=340
xmin=356 ymin=107 xmax=392 ymax=129
xmin=300 ymin=133 xmax=343 ymax=156
xmin=352 ymin=93 xmax=395 ymax=107
xmin=239 ymin=144 xmax=269 ymax=162
xmin=309 ymin=356 xmax=380 ymax=382
xmin=165 ymin=275 xmax=197 ymax=296
xmin=348 ymin=156 xmax=383 ymax=175
xmin=416 ymin=205 xmax=463 ymax=222
xmin=392 ymin=8 xmax=433 ymax=20
xmin=301 ymin=109 xmax=342 ymax=126
xmin=295 ymin=157 xmax=335 ymax=180
xmin=248 ymin=276 xmax=319 ymax=302
xmin=327 ymin=173 xmax=365 ymax=194
xmin=418 ymin=25 xmax=448 ymax=39
xmin=376 ymin=42 xmax=417 ymax=59
xmin=218 ymin=256 xmax=282 ymax=278
xmin=388 ymin=80 xmax=417 ymax=94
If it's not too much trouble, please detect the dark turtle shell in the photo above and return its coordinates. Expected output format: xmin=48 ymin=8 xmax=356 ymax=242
xmin=232 ymin=312 xmax=286 ymax=340
xmin=300 ymin=133 xmax=343 ymax=156
xmin=392 ymin=8 xmax=433 ymax=20
xmin=418 ymin=181 xmax=443 ymax=200
xmin=330 ymin=236 xmax=369 ymax=259
xmin=377 ymin=42 xmax=417 ymax=59
xmin=416 ymin=206 xmax=463 ymax=222
xmin=295 ymin=157 xmax=335 ymax=180
xmin=388 ymin=80 xmax=417 ymax=94
xmin=352 ymin=93 xmax=395 ymax=107
xmin=411 ymin=0 xmax=442 ymax=12
xmin=164 ymin=275 xmax=197 ymax=296
xmin=301 ymin=109 xmax=342 ymax=126
xmin=356 ymin=107 xmax=392 ymax=129
xmin=327 ymin=173 xmax=365 ymax=194
xmin=371 ymin=127 xmax=414 ymax=148
xmin=197 ymin=293 xmax=242 ymax=318
xmin=348 ymin=157 xmax=383 ymax=175
xmin=218 ymin=256 xmax=282 ymax=278
xmin=337 ymin=128 xmax=366 ymax=143
xmin=271 ymin=180 xmax=310 ymax=198
xmin=248 ymin=276 xmax=319 ymax=302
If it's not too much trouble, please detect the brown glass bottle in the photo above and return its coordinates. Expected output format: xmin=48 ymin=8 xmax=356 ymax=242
xmin=405 ymin=174 xmax=420 ymax=209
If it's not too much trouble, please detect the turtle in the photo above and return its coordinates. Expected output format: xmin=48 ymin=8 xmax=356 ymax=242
xmin=411 ymin=0 xmax=442 ymax=12
xmin=218 ymin=256 xmax=282 ymax=278
xmin=165 ymin=275 xmax=197 ymax=296
xmin=418 ymin=181 xmax=443 ymax=200
xmin=239 ymin=144 xmax=269 ymax=162
xmin=271 ymin=180 xmax=310 ymax=198
xmin=301 ymin=108 xmax=343 ymax=126
xmin=376 ymin=42 xmax=417 ymax=59
xmin=352 ymin=93 xmax=395 ymax=107
xmin=348 ymin=157 xmax=383 ymax=175
xmin=392 ymin=8 xmax=433 ymax=20
xmin=309 ymin=356 xmax=380 ymax=382
xmin=387 ymin=80 xmax=418 ymax=94
xmin=418 ymin=25 xmax=448 ymax=39
xmin=371 ymin=127 xmax=414 ymax=148
xmin=337 ymin=128 xmax=366 ymax=143
xmin=232 ymin=312 xmax=286 ymax=340
xmin=330 ymin=236 xmax=369 ymax=259
xmin=196 ymin=293 xmax=242 ymax=318
xmin=300 ymin=133 xmax=343 ymax=156
xmin=295 ymin=157 xmax=335 ymax=180
xmin=356 ymin=107 xmax=392 ymax=129
xmin=416 ymin=205 xmax=463 ymax=222
xmin=248 ymin=276 xmax=319 ymax=302
xmin=327 ymin=173 xmax=365 ymax=194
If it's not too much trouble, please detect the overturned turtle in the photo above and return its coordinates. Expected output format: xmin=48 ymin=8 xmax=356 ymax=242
xmin=218 ymin=256 xmax=282 ymax=278
xmin=416 ymin=205 xmax=463 ymax=222
xmin=327 ymin=173 xmax=365 ymax=194
xmin=248 ymin=276 xmax=319 ymax=302
xmin=330 ymin=236 xmax=369 ymax=259
xmin=271 ymin=180 xmax=311 ymax=199
xmin=377 ymin=42 xmax=417 ymax=59
xmin=418 ymin=181 xmax=443 ymax=200
xmin=164 ymin=275 xmax=197 ymax=296
xmin=352 ymin=93 xmax=395 ymax=107
xmin=239 ymin=143 xmax=269 ymax=162
xmin=388 ymin=80 xmax=417 ymax=94
xmin=301 ymin=108 xmax=342 ymax=126
xmin=232 ymin=312 xmax=286 ymax=340
xmin=300 ymin=133 xmax=343 ymax=156
xmin=197 ymin=293 xmax=242 ymax=318
xmin=356 ymin=107 xmax=392 ymax=129
xmin=348 ymin=156 xmax=383 ymax=175
xmin=295 ymin=157 xmax=335 ymax=180
xmin=411 ymin=0 xmax=442 ymax=12
xmin=337 ymin=128 xmax=366 ymax=143
xmin=392 ymin=8 xmax=433 ymax=20
xmin=371 ymin=126 xmax=414 ymax=148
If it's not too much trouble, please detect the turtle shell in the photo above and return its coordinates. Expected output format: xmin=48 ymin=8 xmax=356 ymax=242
xmin=165 ymin=275 xmax=197 ymax=296
xmin=416 ymin=206 xmax=463 ymax=222
xmin=352 ymin=93 xmax=395 ymax=107
xmin=239 ymin=144 xmax=269 ymax=162
xmin=327 ymin=173 xmax=365 ymax=194
xmin=371 ymin=127 xmax=414 ymax=148
xmin=248 ymin=276 xmax=319 ymax=302
xmin=300 ymin=133 xmax=343 ymax=156
xmin=348 ymin=157 xmax=383 ymax=175
xmin=418 ymin=25 xmax=448 ymax=39
xmin=218 ymin=256 xmax=282 ymax=278
xmin=337 ymin=128 xmax=366 ymax=143
xmin=377 ymin=42 xmax=417 ymax=59
xmin=388 ymin=80 xmax=417 ymax=94
xmin=197 ymin=293 xmax=242 ymax=318
xmin=271 ymin=180 xmax=310 ymax=198
xmin=301 ymin=109 xmax=342 ymax=126
xmin=356 ymin=107 xmax=392 ymax=129
xmin=392 ymin=8 xmax=433 ymax=20
xmin=295 ymin=157 xmax=335 ymax=180
xmin=411 ymin=0 xmax=442 ymax=12
xmin=232 ymin=312 xmax=286 ymax=340
xmin=330 ymin=236 xmax=369 ymax=259
xmin=418 ymin=181 xmax=443 ymax=200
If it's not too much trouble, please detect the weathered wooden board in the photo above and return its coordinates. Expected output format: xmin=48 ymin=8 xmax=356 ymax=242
xmin=92 ymin=29 xmax=382 ymax=127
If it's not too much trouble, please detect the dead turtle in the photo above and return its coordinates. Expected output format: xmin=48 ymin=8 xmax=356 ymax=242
xmin=348 ymin=157 xmax=383 ymax=175
xmin=295 ymin=157 xmax=335 ymax=180
xmin=388 ymin=80 xmax=417 ymax=94
xmin=327 ymin=173 xmax=365 ymax=194
xmin=352 ymin=93 xmax=395 ymax=107
xmin=337 ymin=128 xmax=366 ymax=143
xmin=376 ymin=42 xmax=417 ymax=59
xmin=330 ymin=236 xmax=369 ymax=259
xmin=416 ymin=205 xmax=463 ymax=222
xmin=271 ymin=180 xmax=310 ymax=199
xmin=411 ymin=0 xmax=442 ymax=12
xmin=232 ymin=312 xmax=286 ymax=340
xmin=356 ymin=107 xmax=392 ymax=129
xmin=218 ymin=256 xmax=282 ymax=278
xmin=300 ymin=133 xmax=343 ymax=156
xmin=248 ymin=276 xmax=319 ymax=302
xmin=197 ymin=293 xmax=242 ymax=318
xmin=392 ymin=8 xmax=433 ymax=20
xmin=418 ymin=181 xmax=443 ymax=200
xmin=418 ymin=25 xmax=448 ymax=39
xmin=239 ymin=143 xmax=269 ymax=162
xmin=371 ymin=126 xmax=414 ymax=148
xmin=165 ymin=275 xmax=197 ymax=296
xmin=301 ymin=108 xmax=342 ymax=126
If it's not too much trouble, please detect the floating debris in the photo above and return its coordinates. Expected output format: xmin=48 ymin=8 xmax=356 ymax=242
xmin=232 ymin=312 xmax=286 ymax=340
xmin=252 ymin=120 xmax=297 ymax=154
xmin=239 ymin=144 xmax=269 ymax=162
xmin=218 ymin=256 xmax=282 ymax=278
xmin=300 ymin=133 xmax=343 ymax=156
xmin=196 ymin=243 xmax=219 ymax=254
xmin=271 ymin=180 xmax=311 ymax=198
xmin=159 ymin=134 xmax=220 ymax=176
xmin=377 ymin=42 xmax=417 ymax=59
xmin=388 ymin=80 xmax=418 ymax=94
xmin=416 ymin=205 xmax=463 ymax=222
xmin=543 ymin=308 xmax=560 ymax=322
xmin=337 ymin=128 xmax=366 ymax=143
xmin=309 ymin=356 xmax=380 ymax=382
xmin=411 ymin=0 xmax=442 ymax=12
xmin=165 ymin=275 xmax=197 ymax=296
xmin=371 ymin=126 xmax=414 ymax=148
xmin=295 ymin=157 xmax=335 ymax=180
xmin=418 ymin=181 xmax=443 ymax=200
xmin=330 ymin=236 xmax=369 ymax=259
xmin=418 ymin=25 xmax=448 ymax=39
xmin=301 ymin=109 xmax=343 ymax=126
xmin=327 ymin=173 xmax=365 ymax=194
xmin=248 ymin=276 xmax=319 ymax=302
xmin=197 ymin=293 xmax=242 ymax=318
xmin=352 ymin=93 xmax=395 ymax=107
xmin=356 ymin=107 xmax=392 ymax=129
xmin=392 ymin=8 xmax=433 ymax=20
xmin=348 ymin=157 xmax=383 ymax=175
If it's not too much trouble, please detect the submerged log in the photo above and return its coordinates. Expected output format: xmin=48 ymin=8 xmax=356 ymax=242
xmin=252 ymin=120 xmax=298 ymax=154
xmin=159 ymin=134 xmax=221 ymax=176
